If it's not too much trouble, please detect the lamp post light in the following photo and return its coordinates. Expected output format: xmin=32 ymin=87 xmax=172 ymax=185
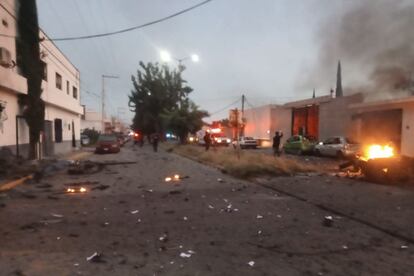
xmin=160 ymin=50 xmax=199 ymax=69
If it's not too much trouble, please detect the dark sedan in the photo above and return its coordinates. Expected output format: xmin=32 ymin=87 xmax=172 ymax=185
xmin=95 ymin=134 xmax=121 ymax=154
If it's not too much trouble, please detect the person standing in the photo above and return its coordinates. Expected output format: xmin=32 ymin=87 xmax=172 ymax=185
xmin=273 ymin=131 xmax=283 ymax=156
xmin=151 ymin=133 xmax=160 ymax=152
xmin=204 ymin=132 xmax=212 ymax=151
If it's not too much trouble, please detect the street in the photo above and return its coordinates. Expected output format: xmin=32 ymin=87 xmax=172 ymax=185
xmin=1 ymin=142 xmax=413 ymax=276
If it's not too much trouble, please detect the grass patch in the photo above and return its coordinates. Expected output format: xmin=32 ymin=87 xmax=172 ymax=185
xmin=166 ymin=144 xmax=319 ymax=179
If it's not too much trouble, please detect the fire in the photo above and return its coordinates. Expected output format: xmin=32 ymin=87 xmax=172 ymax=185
xmin=364 ymin=144 xmax=394 ymax=160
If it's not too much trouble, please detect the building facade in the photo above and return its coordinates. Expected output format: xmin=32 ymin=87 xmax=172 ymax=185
xmin=0 ymin=0 xmax=83 ymax=157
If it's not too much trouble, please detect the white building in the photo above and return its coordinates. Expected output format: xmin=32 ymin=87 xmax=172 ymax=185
xmin=0 ymin=0 xmax=83 ymax=157
xmin=81 ymin=110 xmax=103 ymax=132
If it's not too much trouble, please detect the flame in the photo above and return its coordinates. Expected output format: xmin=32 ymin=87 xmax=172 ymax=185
xmin=173 ymin=174 xmax=180 ymax=180
xmin=364 ymin=144 xmax=394 ymax=160
xmin=165 ymin=177 xmax=172 ymax=182
xmin=80 ymin=187 xmax=87 ymax=193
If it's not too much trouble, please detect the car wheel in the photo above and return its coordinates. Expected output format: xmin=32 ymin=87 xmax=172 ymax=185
xmin=297 ymin=149 xmax=303 ymax=155
xmin=315 ymin=149 xmax=321 ymax=156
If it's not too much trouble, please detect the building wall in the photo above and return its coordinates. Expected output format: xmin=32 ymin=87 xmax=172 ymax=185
xmin=81 ymin=111 xmax=103 ymax=132
xmin=401 ymin=105 xmax=414 ymax=157
xmin=319 ymin=95 xmax=362 ymax=141
xmin=244 ymin=105 xmax=272 ymax=140
xmin=0 ymin=0 xmax=82 ymax=157
xmin=270 ymin=106 xmax=291 ymax=145
xmin=244 ymin=105 xmax=291 ymax=147
xmin=0 ymin=90 xmax=29 ymax=146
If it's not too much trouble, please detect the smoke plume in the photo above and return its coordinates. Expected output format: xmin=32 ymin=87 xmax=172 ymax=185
xmin=309 ymin=0 xmax=414 ymax=100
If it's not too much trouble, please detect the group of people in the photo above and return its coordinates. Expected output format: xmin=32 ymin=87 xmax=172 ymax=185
xmin=134 ymin=132 xmax=160 ymax=152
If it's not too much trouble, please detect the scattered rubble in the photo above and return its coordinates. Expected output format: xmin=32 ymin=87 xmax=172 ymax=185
xmin=86 ymin=252 xmax=105 ymax=263
xmin=248 ymin=261 xmax=255 ymax=267
xmin=322 ymin=216 xmax=334 ymax=227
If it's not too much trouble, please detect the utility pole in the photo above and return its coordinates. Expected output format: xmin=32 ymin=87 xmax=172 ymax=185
xmin=241 ymin=94 xmax=245 ymax=137
xmin=101 ymin=75 xmax=119 ymax=133
xmin=235 ymin=108 xmax=240 ymax=159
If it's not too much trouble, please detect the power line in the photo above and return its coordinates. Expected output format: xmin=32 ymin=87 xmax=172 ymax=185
xmin=0 ymin=0 xmax=214 ymax=41
xmin=209 ymin=98 xmax=241 ymax=116
xmin=48 ymin=0 xmax=214 ymax=41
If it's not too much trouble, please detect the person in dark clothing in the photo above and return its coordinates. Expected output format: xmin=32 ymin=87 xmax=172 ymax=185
xmin=272 ymin=131 xmax=283 ymax=156
xmin=204 ymin=132 xmax=212 ymax=151
xmin=151 ymin=133 xmax=160 ymax=152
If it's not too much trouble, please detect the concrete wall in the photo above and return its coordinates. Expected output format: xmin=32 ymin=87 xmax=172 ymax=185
xmin=319 ymin=95 xmax=362 ymax=141
xmin=0 ymin=90 xmax=29 ymax=146
xmin=244 ymin=105 xmax=272 ymax=140
xmin=244 ymin=105 xmax=291 ymax=147
xmin=0 ymin=0 xmax=83 ymax=157
xmin=81 ymin=111 xmax=103 ymax=132
xmin=401 ymin=105 xmax=414 ymax=157
xmin=270 ymin=106 xmax=291 ymax=145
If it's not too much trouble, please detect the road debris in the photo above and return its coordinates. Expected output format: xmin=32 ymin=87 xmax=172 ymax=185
xmin=217 ymin=178 xmax=224 ymax=183
xmin=323 ymin=216 xmax=334 ymax=227
xmin=65 ymin=187 xmax=87 ymax=194
xmin=248 ymin=261 xmax=255 ymax=267
xmin=131 ymin=210 xmax=139 ymax=214
xmin=400 ymin=245 xmax=408 ymax=249
xmin=183 ymin=216 xmax=188 ymax=221
xmin=256 ymin=215 xmax=263 ymax=219
xmin=159 ymin=233 xmax=168 ymax=242
xmin=92 ymin=184 xmax=110 ymax=191
xmin=86 ymin=252 xmax=105 ymax=263
xmin=180 ymin=250 xmax=196 ymax=258
xmin=208 ymin=204 xmax=214 ymax=209
xmin=50 ymin=213 xmax=64 ymax=218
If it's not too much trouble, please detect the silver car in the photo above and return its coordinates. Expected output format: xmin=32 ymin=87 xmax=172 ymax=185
xmin=314 ymin=136 xmax=360 ymax=158
xmin=233 ymin=136 xmax=258 ymax=149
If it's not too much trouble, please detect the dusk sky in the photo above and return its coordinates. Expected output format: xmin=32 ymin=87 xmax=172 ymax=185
xmin=36 ymin=0 xmax=358 ymax=123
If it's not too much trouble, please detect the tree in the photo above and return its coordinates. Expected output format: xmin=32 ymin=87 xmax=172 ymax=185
xmin=162 ymin=100 xmax=208 ymax=143
xmin=16 ymin=0 xmax=44 ymax=159
xmin=128 ymin=62 xmax=207 ymax=141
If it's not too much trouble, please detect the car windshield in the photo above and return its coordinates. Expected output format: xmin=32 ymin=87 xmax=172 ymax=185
xmin=98 ymin=135 xmax=117 ymax=142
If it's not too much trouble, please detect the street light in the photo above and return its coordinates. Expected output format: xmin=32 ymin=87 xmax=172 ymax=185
xmin=159 ymin=50 xmax=200 ymax=67
xmin=160 ymin=50 xmax=171 ymax=63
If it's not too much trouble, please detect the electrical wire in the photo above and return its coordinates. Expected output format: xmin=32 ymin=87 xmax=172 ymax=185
xmin=0 ymin=0 xmax=214 ymax=41
xmin=49 ymin=0 xmax=214 ymax=41
xmin=209 ymin=98 xmax=241 ymax=116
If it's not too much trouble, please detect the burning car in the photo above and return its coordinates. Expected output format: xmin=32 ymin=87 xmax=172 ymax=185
xmin=341 ymin=143 xmax=412 ymax=183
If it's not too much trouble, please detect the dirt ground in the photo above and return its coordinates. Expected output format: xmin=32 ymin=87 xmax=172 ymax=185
xmin=0 ymin=142 xmax=413 ymax=276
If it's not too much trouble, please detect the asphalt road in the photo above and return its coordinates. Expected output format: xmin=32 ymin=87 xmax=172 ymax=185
xmin=0 ymin=142 xmax=413 ymax=276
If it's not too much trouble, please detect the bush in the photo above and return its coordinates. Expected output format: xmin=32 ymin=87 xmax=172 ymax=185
xmin=170 ymin=145 xmax=319 ymax=179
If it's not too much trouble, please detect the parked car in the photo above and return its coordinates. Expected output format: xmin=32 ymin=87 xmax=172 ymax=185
xmin=95 ymin=134 xmax=120 ymax=154
xmin=80 ymin=134 xmax=90 ymax=146
xmin=314 ymin=136 xmax=360 ymax=158
xmin=232 ymin=136 xmax=258 ymax=149
xmin=283 ymin=135 xmax=316 ymax=155
xmin=211 ymin=133 xmax=231 ymax=146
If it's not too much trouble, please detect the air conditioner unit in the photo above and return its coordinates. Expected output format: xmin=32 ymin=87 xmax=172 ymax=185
xmin=0 ymin=47 xmax=12 ymax=67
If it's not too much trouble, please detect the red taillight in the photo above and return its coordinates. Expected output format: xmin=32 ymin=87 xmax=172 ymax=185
xmin=134 ymin=133 xmax=138 ymax=137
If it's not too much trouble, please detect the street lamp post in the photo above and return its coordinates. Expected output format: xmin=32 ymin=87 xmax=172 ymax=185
xmin=159 ymin=50 xmax=199 ymax=69
xmin=102 ymin=74 xmax=119 ymax=133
